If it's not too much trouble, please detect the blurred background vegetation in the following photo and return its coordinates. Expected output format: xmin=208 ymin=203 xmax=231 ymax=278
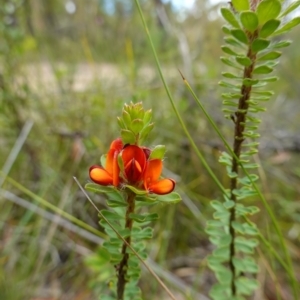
xmin=0 ymin=0 xmax=299 ymax=299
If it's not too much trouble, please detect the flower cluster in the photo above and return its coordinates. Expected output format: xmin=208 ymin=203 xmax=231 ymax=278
xmin=89 ymin=138 xmax=175 ymax=195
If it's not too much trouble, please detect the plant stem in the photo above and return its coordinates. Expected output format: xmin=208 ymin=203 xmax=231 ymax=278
xmin=229 ymin=32 xmax=257 ymax=296
xmin=117 ymin=191 xmax=136 ymax=300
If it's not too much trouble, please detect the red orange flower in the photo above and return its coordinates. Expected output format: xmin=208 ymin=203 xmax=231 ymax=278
xmin=89 ymin=138 xmax=175 ymax=195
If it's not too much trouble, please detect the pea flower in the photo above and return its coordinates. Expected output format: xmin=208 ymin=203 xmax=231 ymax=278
xmin=89 ymin=138 xmax=175 ymax=195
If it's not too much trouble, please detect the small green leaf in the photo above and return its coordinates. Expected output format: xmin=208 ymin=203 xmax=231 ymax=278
xmin=124 ymin=185 xmax=148 ymax=195
xmin=243 ymin=78 xmax=259 ymax=86
xmin=213 ymin=246 xmax=230 ymax=259
xmin=130 ymin=119 xmax=144 ymax=134
xmin=149 ymin=145 xmax=166 ymax=160
xmin=220 ymin=57 xmax=242 ymax=69
xmin=258 ymin=51 xmax=281 ymax=60
xmin=219 ymin=81 xmax=240 ymax=89
xmin=207 ymin=220 xmax=225 ymax=227
xmin=222 ymin=25 xmax=232 ymax=35
xmin=231 ymin=29 xmax=248 ymax=44
xmin=156 ymin=192 xmax=181 ymax=204
xmin=259 ymin=19 xmax=280 ymax=38
xmin=224 ymin=37 xmax=245 ymax=48
xmin=221 ymin=72 xmax=240 ymax=79
xmin=280 ymin=0 xmax=300 ymax=17
xmin=223 ymin=200 xmax=235 ymax=209
xmin=101 ymin=209 xmax=123 ymax=221
xmin=209 ymin=283 xmax=231 ymax=300
xmin=221 ymin=8 xmax=240 ymax=28
xmin=139 ymin=123 xmax=154 ymax=143
xmin=129 ymin=213 xmax=159 ymax=223
xmin=271 ymin=40 xmax=292 ymax=49
xmin=117 ymin=117 xmax=126 ymax=129
xmin=273 ymin=17 xmax=300 ymax=36
xmin=210 ymin=200 xmax=226 ymax=212
xmin=206 ymin=226 xmax=224 ymax=237
xmin=236 ymin=277 xmax=259 ymax=296
xmin=232 ymin=0 xmax=249 ymax=11
xmin=236 ymin=56 xmax=252 ymax=66
xmin=122 ymin=110 xmax=131 ymax=125
xmin=143 ymin=109 xmax=152 ymax=125
xmin=253 ymin=65 xmax=273 ymax=74
xmin=215 ymin=267 xmax=232 ymax=285
xmin=85 ymin=183 xmax=124 ymax=201
xmin=251 ymin=38 xmax=270 ymax=52
xmin=240 ymin=11 xmax=259 ymax=32
xmin=221 ymin=46 xmax=239 ymax=56
xmin=100 ymin=154 xmax=107 ymax=167
xmin=106 ymin=199 xmax=127 ymax=208
xmin=131 ymin=227 xmax=153 ymax=240
xmin=256 ymin=0 xmax=281 ymax=25
xmin=121 ymin=129 xmax=136 ymax=144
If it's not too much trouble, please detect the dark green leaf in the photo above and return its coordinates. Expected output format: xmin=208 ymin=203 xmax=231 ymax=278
xmin=232 ymin=0 xmax=249 ymax=11
xmin=131 ymin=227 xmax=153 ymax=240
xmin=221 ymin=8 xmax=240 ymax=28
xmin=221 ymin=46 xmax=239 ymax=56
xmin=129 ymin=213 xmax=159 ymax=223
xmin=124 ymin=185 xmax=148 ymax=195
xmin=256 ymin=0 xmax=281 ymax=25
xmin=251 ymin=38 xmax=270 ymax=52
xmin=273 ymin=17 xmax=300 ymax=36
xmin=231 ymin=29 xmax=249 ymax=44
xmin=221 ymin=72 xmax=240 ymax=79
xmin=258 ymin=51 xmax=281 ymax=60
xmin=236 ymin=56 xmax=252 ymax=66
xmin=243 ymin=78 xmax=259 ymax=86
xmin=107 ymin=199 xmax=127 ymax=208
xmin=101 ymin=209 xmax=123 ymax=221
xmin=259 ymin=19 xmax=280 ymax=38
xmin=240 ymin=11 xmax=258 ymax=32
xmin=253 ymin=65 xmax=273 ymax=74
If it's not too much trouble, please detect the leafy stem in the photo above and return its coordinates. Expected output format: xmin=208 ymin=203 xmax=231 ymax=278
xmin=229 ymin=30 xmax=257 ymax=296
xmin=117 ymin=190 xmax=136 ymax=300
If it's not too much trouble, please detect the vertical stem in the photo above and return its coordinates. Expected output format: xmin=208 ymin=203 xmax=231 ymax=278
xmin=228 ymin=32 xmax=257 ymax=296
xmin=117 ymin=191 xmax=136 ymax=300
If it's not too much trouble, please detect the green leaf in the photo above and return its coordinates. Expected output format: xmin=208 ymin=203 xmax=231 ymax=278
xmin=124 ymin=185 xmax=148 ymax=195
xmin=221 ymin=8 xmax=240 ymax=28
xmin=232 ymin=0 xmax=249 ymax=11
xmin=85 ymin=183 xmax=124 ymax=201
xmin=233 ymin=257 xmax=259 ymax=274
xmin=121 ymin=129 xmax=136 ymax=144
xmin=240 ymin=11 xmax=258 ymax=32
xmin=156 ymin=192 xmax=181 ymax=204
xmin=231 ymin=29 xmax=248 ymax=44
xmin=213 ymin=246 xmax=230 ymax=259
xmin=149 ymin=145 xmax=166 ymax=160
xmin=143 ymin=109 xmax=152 ymax=125
xmin=122 ymin=110 xmax=131 ymax=125
xmin=259 ymin=19 xmax=280 ymax=38
xmin=130 ymin=119 xmax=144 ymax=134
xmin=107 ymin=199 xmax=127 ymax=208
xmin=223 ymin=200 xmax=235 ymax=209
xmin=221 ymin=46 xmax=239 ymax=56
xmin=129 ymin=213 xmax=159 ymax=223
xmin=243 ymin=78 xmax=259 ymax=86
xmin=251 ymin=38 xmax=270 ymax=52
xmin=131 ymin=227 xmax=153 ymax=240
xmin=101 ymin=209 xmax=123 ymax=221
xmin=221 ymin=57 xmax=242 ymax=69
xmin=258 ymin=51 xmax=281 ymax=61
xmin=256 ymin=0 xmax=281 ymax=25
xmin=207 ymin=220 xmax=225 ymax=227
xmin=215 ymin=267 xmax=232 ymax=285
xmin=224 ymin=37 xmax=245 ymax=48
xmin=253 ymin=65 xmax=273 ymax=74
xmin=273 ymin=17 xmax=300 ymax=36
xmin=209 ymin=283 xmax=231 ymax=300
xmin=205 ymin=226 xmax=224 ymax=237
xmin=222 ymin=25 xmax=232 ymax=35
xmin=236 ymin=277 xmax=259 ymax=296
xmin=280 ymin=0 xmax=300 ymax=17
xmin=219 ymin=80 xmax=240 ymax=89
xmin=100 ymin=154 xmax=107 ymax=167
xmin=139 ymin=123 xmax=154 ymax=143
xmin=236 ymin=56 xmax=252 ymax=66
xmin=271 ymin=40 xmax=292 ymax=49
xmin=210 ymin=200 xmax=226 ymax=212
xmin=221 ymin=72 xmax=240 ymax=79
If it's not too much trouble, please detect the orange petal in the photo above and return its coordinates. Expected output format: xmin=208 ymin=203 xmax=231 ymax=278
xmin=143 ymin=159 xmax=162 ymax=187
xmin=112 ymin=151 xmax=120 ymax=186
xmin=89 ymin=166 xmax=113 ymax=185
xmin=148 ymin=179 xmax=175 ymax=195
xmin=110 ymin=138 xmax=123 ymax=151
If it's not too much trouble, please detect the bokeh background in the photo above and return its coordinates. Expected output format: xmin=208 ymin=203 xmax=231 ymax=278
xmin=0 ymin=0 xmax=299 ymax=299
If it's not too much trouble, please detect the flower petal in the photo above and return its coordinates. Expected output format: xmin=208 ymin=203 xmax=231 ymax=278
xmin=89 ymin=166 xmax=113 ymax=185
xmin=148 ymin=179 xmax=175 ymax=195
xmin=143 ymin=159 xmax=162 ymax=190
xmin=110 ymin=138 xmax=123 ymax=151
xmin=122 ymin=145 xmax=146 ymax=182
